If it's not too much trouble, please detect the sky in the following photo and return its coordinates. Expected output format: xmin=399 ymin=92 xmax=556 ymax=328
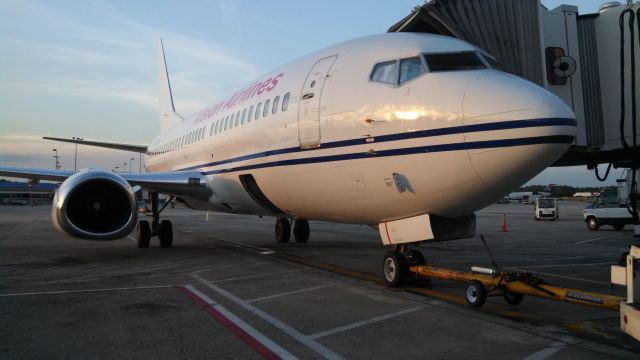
xmin=0 ymin=0 xmax=624 ymax=186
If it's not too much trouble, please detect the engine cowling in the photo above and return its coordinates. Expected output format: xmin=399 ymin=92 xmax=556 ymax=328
xmin=52 ymin=169 xmax=138 ymax=240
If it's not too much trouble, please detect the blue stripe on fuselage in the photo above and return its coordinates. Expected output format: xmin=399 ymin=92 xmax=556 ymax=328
xmin=174 ymin=117 xmax=576 ymax=174
xmin=200 ymin=135 xmax=574 ymax=175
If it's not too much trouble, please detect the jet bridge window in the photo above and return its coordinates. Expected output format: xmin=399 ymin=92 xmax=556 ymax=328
xmin=424 ymin=52 xmax=486 ymax=72
xmin=399 ymin=57 xmax=425 ymax=84
xmin=370 ymin=60 xmax=397 ymax=85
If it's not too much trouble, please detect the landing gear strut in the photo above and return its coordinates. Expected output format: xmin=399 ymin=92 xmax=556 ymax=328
xmin=382 ymin=244 xmax=426 ymax=287
xmin=274 ymin=218 xmax=311 ymax=244
xmin=136 ymin=192 xmax=174 ymax=248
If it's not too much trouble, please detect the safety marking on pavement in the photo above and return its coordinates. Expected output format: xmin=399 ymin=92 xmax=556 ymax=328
xmin=179 ymin=284 xmax=296 ymax=360
xmin=191 ymin=271 xmax=344 ymax=360
xmin=210 ymin=270 xmax=301 ymax=283
xmin=308 ymin=305 xmax=425 ymax=339
xmin=518 ymin=262 xmax=614 ymax=269
xmin=574 ymin=233 xmax=626 ymax=244
xmin=0 ymin=285 xmax=176 ymax=297
xmin=222 ymin=240 xmax=275 ymax=255
xmin=504 ymin=268 xmax=610 ymax=285
xmin=246 ymin=284 xmax=337 ymax=303
xmin=45 ymin=256 xmax=237 ymax=284
xmin=126 ymin=235 xmax=137 ymax=243
xmin=522 ymin=342 xmax=565 ymax=360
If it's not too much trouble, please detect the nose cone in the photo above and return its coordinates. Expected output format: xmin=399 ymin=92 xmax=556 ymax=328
xmin=462 ymin=71 xmax=577 ymax=208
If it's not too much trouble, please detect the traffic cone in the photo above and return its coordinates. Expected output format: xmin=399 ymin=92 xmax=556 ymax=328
xmin=501 ymin=214 xmax=508 ymax=232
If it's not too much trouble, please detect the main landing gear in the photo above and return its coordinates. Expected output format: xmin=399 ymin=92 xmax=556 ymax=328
xmin=136 ymin=192 xmax=174 ymax=249
xmin=274 ymin=217 xmax=310 ymax=244
xmin=383 ymin=244 xmax=426 ymax=287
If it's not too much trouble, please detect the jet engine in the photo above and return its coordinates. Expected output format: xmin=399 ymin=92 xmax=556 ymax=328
xmin=51 ymin=169 xmax=138 ymax=240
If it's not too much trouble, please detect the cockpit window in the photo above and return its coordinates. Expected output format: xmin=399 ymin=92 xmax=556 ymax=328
xmin=424 ymin=52 xmax=486 ymax=72
xmin=370 ymin=60 xmax=397 ymax=85
xmin=399 ymin=57 xmax=425 ymax=84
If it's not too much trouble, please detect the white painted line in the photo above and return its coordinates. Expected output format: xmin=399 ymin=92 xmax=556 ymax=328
xmin=222 ymin=240 xmax=275 ymax=255
xmin=246 ymin=284 xmax=337 ymax=303
xmin=0 ymin=285 xmax=175 ymax=297
xmin=519 ymin=262 xmax=613 ymax=269
xmin=183 ymin=285 xmax=297 ymax=360
xmin=212 ymin=270 xmax=300 ymax=283
xmin=127 ymin=235 xmax=137 ymax=243
xmin=47 ymin=257 xmax=230 ymax=284
xmin=504 ymin=268 xmax=610 ymax=285
xmin=522 ymin=342 xmax=565 ymax=360
xmin=309 ymin=306 xmax=425 ymax=340
xmin=574 ymin=233 xmax=625 ymax=244
xmin=192 ymin=272 xmax=343 ymax=360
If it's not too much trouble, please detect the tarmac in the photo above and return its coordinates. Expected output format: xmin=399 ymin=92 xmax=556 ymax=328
xmin=1 ymin=201 xmax=640 ymax=359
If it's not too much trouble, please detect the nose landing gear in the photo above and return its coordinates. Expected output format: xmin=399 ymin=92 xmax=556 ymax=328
xmin=383 ymin=244 xmax=426 ymax=287
xmin=136 ymin=192 xmax=174 ymax=248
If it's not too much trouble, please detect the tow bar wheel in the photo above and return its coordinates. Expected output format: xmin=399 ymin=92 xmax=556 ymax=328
xmin=503 ymin=290 xmax=524 ymax=305
xmin=466 ymin=280 xmax=486 ymax=308
xmin=383 ymin=251 xmax=407 ymax=287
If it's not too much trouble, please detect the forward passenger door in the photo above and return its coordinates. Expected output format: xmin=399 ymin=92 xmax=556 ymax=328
xmin=298 ymin=55 xmax=338 ymax=149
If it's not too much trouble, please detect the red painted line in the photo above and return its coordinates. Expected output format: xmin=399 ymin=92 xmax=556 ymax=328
xmin=384 ymin=222 xmax=391 ymax=245
xmin=178 ymin=286 xmax=281 ymax=360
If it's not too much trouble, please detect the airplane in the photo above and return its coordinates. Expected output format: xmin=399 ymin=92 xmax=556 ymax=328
xmin=508 ymin=184 xmax=554 ymax=202
xmin=0 ymin=33 xmax=576 ymax=287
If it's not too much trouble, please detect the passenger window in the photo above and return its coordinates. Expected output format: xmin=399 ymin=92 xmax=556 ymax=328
xmin=248 ymin=105 xmax=254 ymax=122
xmin=241 ymin=109 xmax=247 ymax=125
xmin=263 ymin=99 xmax=270 ymax=118
xmin=282 ymin=92 xmax=290 ymax=111
xmin=224 ymin=116 xmax=229 ymax=131
xmin=424 ymin=52 xmax=486 ymax=72
xmin=370 ymin=61 xmax=397 ymax=85
xmin=272 ymin=96 xmax=280 ymax=114
xmin=255 ymin=103 xmax=262 ymax=120
xmin=235 ymin=111 xmax=241 ymax=127
xmin=230 ymin=114 xmax=235 ymax=129
xmin=399 ymin=57 xmax=426 ymax=84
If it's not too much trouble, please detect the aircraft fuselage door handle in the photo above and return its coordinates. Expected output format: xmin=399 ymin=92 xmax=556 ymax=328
xmin=302 ymin=92 xmax=314 ymax=100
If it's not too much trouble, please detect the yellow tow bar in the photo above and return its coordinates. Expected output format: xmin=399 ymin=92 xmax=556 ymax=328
xmin=410 ymin=265 xmax=623 ymax=311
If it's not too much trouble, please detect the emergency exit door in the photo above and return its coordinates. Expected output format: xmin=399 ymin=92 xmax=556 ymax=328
xmin=298 ymin=55 xmax=337 ymax=148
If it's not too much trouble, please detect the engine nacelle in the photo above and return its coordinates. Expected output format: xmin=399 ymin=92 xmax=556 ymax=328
xmin=52 ymin=169 xmax=138 ymax=240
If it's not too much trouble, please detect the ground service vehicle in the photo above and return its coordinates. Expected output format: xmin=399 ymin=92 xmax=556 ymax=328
xmin=534 ymin=198 xmax=558 ymax=220
xmin=583 ymin=193 xmax=634 ymax=231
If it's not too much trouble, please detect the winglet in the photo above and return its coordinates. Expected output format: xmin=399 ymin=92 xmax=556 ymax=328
xmin=157 ymin=38 xmax=183 ymax=131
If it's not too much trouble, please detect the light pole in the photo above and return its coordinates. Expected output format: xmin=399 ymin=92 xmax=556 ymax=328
xmin=52 ymin=149 xmax=60 ymax=170
xmin=72 ymin=137 xmax=83 ymax=171
xmin=130 ymin=157 xmax=134 ymax=172
xmin=115 ymin=166 xmax=119 ymax=173
xmin=124 ymin=162 xmax=127 ymax=173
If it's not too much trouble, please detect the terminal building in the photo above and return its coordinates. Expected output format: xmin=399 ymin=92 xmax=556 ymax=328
xmin=0 ymin=181 xmax=58 ymax=205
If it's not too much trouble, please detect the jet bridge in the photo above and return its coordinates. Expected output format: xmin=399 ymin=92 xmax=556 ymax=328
xmin=389 ymin=0 xmax=639 ymax=227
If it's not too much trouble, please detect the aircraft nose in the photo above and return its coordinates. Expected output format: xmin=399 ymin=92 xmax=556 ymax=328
xmin=462 ymin=71 xmax=577 ymax=207
xmin=463 ymin=71 xmax=575 ymax=121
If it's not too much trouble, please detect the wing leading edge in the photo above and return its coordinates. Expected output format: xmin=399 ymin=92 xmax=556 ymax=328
xmin=0 ymin=166 xmax=209 ymax=199
xmin=42 ymin=136 xmax=148 ymax=153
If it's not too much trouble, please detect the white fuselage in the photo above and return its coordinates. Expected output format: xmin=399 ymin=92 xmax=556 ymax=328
xmin=145 ymin=33 xmax=576 ymax=225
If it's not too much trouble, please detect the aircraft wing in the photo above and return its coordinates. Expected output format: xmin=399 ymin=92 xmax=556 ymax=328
xmin=0 ymin=166 xmax=208 ymax=198
xmin=43 ymin=136 xmax=148 ymax=153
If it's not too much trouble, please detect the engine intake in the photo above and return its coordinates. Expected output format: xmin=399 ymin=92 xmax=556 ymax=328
xmin=52 ymin=170 xmax=138 ymax=240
